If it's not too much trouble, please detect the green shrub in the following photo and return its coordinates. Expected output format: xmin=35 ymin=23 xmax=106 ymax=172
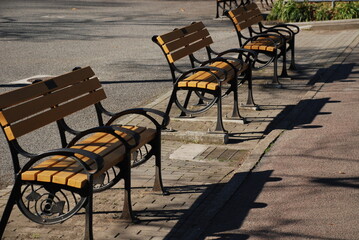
xmin=267 ymin=0 xmax=359 ymax=22
xmin=333 ymin=2 xmax=359 ymax=19
xmin=315 ymin=3 xmax=333 ymax=21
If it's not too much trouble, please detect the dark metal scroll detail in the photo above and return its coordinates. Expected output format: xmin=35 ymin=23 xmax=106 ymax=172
xmin=18 ymin=184 xmax=86 ymax=225
xmin=93 ymin=166 xmax=121 ymax=192
xmin=174 ymin=89 xmax=218 ymax=116
xmin=131 ymin=144 xmax=151 ymax=168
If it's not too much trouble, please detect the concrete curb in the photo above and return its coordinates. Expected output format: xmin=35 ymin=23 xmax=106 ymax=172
xmin=295 ymin=18 xmax=359 ymax=31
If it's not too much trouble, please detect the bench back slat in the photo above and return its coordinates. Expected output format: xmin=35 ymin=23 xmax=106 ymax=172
xmin=156 ymin=22 xmax=214 ymax=63
xmin=1 ymin=77 xmax=102 ymax=125
xmin=3 ymin=89 xmax=106 ymax=141
xmin=0 ymin=66 xmax=95 ymax=109
xmin=228 ymin=3 xmax=263 ymax=31
xmin=0 ymin=66 xmax=106 ymax=141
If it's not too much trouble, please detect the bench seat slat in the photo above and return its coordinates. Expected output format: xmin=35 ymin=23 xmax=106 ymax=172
xmin=178 ymin=61 xmax=240 ymax=90
xmin=21 ymin=126 xmax=157 ymax=189
xmin=4 ymin=89 xmax=107 ymax=141
xmin=62 ymin=127 xmax=157 ymax=188
xmin=22 ymin=127 xmax=131 ymax=183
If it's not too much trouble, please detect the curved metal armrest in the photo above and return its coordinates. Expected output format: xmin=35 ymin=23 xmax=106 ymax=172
xmin=106 ymin=108 xmax=170 ymax=130
xmin=207 ymin=46 xmax=220 ymax=56
xmin=10 ymin=140 xmax=38 ymax=159
xmin=261 ymin=28 xmax=293 ymax=38
xmin=264 ymin=23 xmax=300 ymax=35
xmin=67 ymin=125 xmax=140 ymax=149
xmin=57 ymin=119 xmax=81 ymax=135
xmin=22 ymin=148 xmax=105 ymax=177
xmin=216 ymin=48 xmax=258 ymax=63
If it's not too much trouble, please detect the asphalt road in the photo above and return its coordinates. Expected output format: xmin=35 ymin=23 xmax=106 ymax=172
xmin=0 ymin=0 xmax=238 ymax=188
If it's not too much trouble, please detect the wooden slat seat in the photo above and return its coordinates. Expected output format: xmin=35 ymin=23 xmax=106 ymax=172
xmin=243 ymin=38 xmax=278 ymax=52
xmin=178 ymin=61 xmax=241 ymax=90
xmin=21 ymin=126 xmax=156 ymax=189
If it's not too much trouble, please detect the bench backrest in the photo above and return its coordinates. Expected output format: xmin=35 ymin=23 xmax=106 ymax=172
xmin=226 ymin=3 xmax=263 ymax=31
xmin=153 ymin=21 xmax=214 ymax=64
xmin=0 ymin=66 xmax=106 ymax=141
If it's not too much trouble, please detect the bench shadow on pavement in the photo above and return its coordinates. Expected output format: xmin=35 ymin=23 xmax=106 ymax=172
xmin=162 ymin=170 xmax=276 ymax=239
xmin=307 ymin=63 xmax=355 ymax=85
xmin=264 ymin=97 xmax=333 ymax=134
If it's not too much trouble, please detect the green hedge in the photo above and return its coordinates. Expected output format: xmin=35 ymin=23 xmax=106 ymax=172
xmin=267 ymin=0 xmax=359 ymax=22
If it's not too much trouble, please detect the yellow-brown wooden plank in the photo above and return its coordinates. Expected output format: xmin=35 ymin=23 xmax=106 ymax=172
xmin=0 ymin=66 xmax=95 ymax=109
xmin=162 ymin=29 xmax=211 ymax=54
xmin=21 ymin=156 xmax=67 ymax=181
xmin=1 ymin=77 xmax=102 ymax=126
xmin=168 ymin=37 xmax=213 ymax=63
xmin=5 ymin=89 xmax=106 ymax=140
xmin=157 ymin=22 xmax=206 ymax=45
xmin=22 ymin=131 xmax=116 ymax=185
xmin=22 ymin=125 xmax=156 ymax=189
xmin=67 ymin=127 xmax=156 ymax=188
xmin=52 ymin=131 xmax=121 ymax=185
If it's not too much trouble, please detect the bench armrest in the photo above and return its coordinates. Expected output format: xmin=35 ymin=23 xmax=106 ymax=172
xmin=216 ymin=48 xmax=258 ymax=65
xmin=262 ymin=23 xmax=300 ymax=35
xmin=22 ymin=148 xmax=105 ymax=177
xmin=67 ymin=125 xmax=141 ymax=149
xmin=260 ymin=28 xmax=293 ymax=39
xmin=105 ymin=108 xmax=170 ymax=130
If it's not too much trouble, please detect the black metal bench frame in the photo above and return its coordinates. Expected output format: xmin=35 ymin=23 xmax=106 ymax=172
xmin=216 ymin=0 xmax=239 ymax=18
xmin=0 ymin=67 xmax=170 ymax=239
xmin=152 ymin=22 xmax=257 ymax=137
xmin=225 ymin=3 xmax=299 ymax=86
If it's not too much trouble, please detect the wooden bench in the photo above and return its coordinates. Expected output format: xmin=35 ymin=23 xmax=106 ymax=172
xmin=152 ymin=21 xmax=257 ymax=137
xmin=0 ymin=66 xmax=169 ymax=239
xmin=225 ymin=3 xmax=299 ymax=86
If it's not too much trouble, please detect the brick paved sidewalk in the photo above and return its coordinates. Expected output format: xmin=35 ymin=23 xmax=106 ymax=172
xmin=1 ymin=26 xmax=358 ymax=240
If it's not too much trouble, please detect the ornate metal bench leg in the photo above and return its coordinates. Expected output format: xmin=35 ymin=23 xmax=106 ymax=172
xmin=0 ymin=177 xmax=21 ymax=238
xmin=162 ymin=89 xmax=176 ymax=128
xmin=243 ymin=67 xmax=259 ymax=110
xmin=271 ymin=50 xmax=282 ymax=87
xmin=152 ymin=136 xmax=168 ymax=195
xmin=229 ymin=80 xmax=246 ymax=122
xmin=289 ymin=39 xmax=296 ymax=70
xmin=84 ymin=185 xmax=94 ymax=240
xmin=213 ymin=90 xmax=227 ymax=133
xmin=280 ymin=45 xmax=289 ymax=78
xmin=119 ymin=157 xmax=135 ymax=221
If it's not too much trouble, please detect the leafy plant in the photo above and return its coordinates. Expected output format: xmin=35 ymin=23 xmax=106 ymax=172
xmin=267 ymin=0 xmax=359 ymax=22
xmin=315 ymin=3 xmax=333 ymax=21
xmin=333 ymin=2 xmax=359 ymax=20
